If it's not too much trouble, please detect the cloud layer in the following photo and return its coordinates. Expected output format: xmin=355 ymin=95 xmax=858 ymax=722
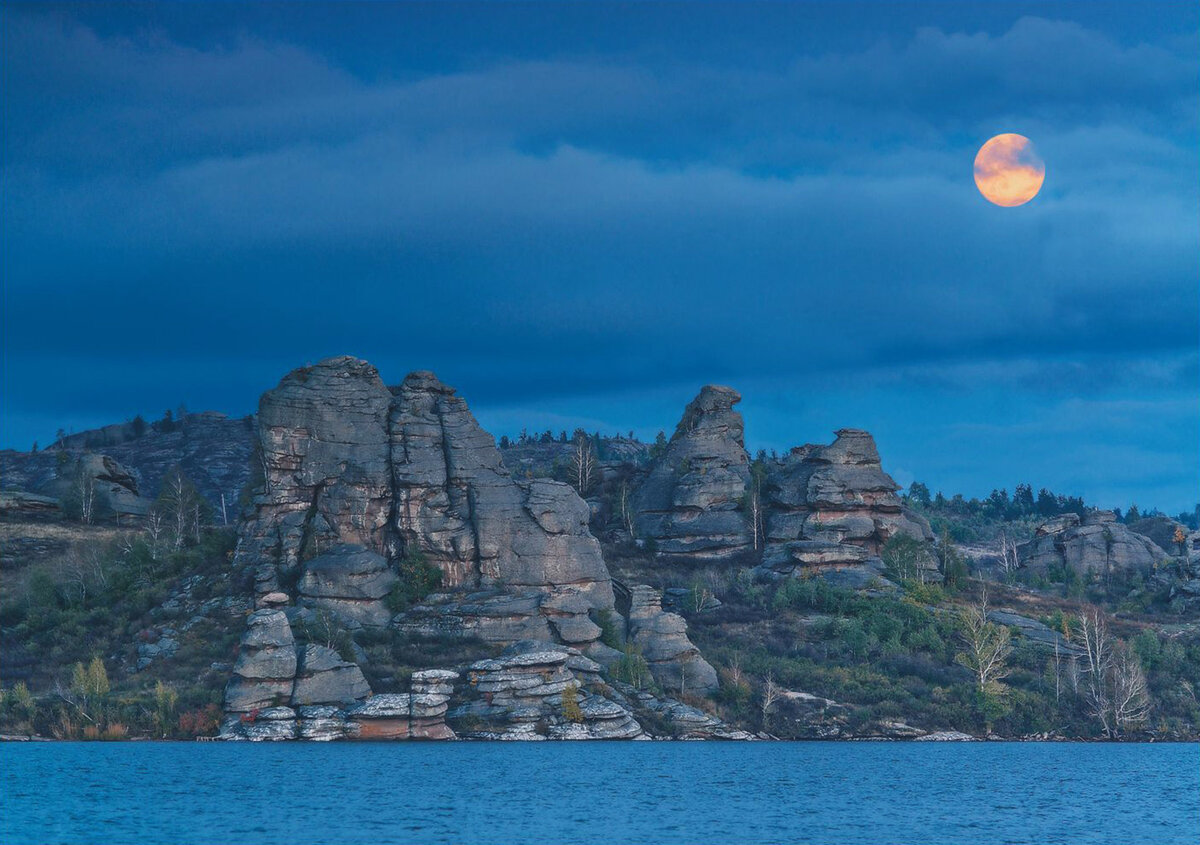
xmin=3 ymin=5 xmax=1197 ymax=510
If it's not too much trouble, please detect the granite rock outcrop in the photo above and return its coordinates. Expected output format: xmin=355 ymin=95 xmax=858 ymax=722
xmin=632 ymin=386 xmax=752 ymax=560
xmin=222 ymin=356 xmax=717 ymax=739
xmin=1019 ymin=510 xmax=1172 ymax=577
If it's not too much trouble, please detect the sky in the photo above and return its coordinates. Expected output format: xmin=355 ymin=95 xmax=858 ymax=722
xmin=3 ymin=2 xmax=1198 ymax=513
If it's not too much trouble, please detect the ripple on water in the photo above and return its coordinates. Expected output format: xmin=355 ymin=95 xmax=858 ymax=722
xmin=0 ymin=742 xmax=1197 ymax=845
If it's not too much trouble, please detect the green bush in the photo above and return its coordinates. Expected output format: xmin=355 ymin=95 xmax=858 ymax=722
xmin=611 ymin=644 xmax=653 ymax=689
xmin=385 ymin=550 xmax=443 ymax=613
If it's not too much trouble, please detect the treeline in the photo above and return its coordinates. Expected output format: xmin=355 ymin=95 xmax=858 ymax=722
xmin=906 ymin=481 xmax=1199 ymax=530
xmin=498 ymin=427 xmax=638 ymax=449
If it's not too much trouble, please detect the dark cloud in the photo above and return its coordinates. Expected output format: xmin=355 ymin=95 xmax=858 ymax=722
xmin=2 ymin=4 xmax=1197 ymax=510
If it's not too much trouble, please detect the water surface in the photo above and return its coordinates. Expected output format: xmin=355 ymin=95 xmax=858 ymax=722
xmin=2 ymin=742 xmax=1196 ymax=844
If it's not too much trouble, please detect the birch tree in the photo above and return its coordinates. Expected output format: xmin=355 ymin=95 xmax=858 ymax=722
xmin=570 ymin=434 xmax=597 ymax=496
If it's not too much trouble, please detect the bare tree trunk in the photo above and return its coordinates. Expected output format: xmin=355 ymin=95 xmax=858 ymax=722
xmin=1077 ymin=608 xmax=1114 ymax=738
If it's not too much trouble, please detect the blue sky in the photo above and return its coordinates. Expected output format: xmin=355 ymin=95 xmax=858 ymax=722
xmin=3 ymin=2 xmax=1197 ymax=512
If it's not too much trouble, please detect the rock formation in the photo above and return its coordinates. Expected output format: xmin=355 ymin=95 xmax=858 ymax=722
xmin=222 ymin=356 xmax=717 ymax=740
xmin=622 ymin=584 xmax=718 ymax=694
xmin=1019 ymin=510 xmax=1172 ymax=577
xmin=389 ymin=370 xmax=612 ymax=608
xmin=632 ymin=385 xmax=752 ymax=560
xmin=231 ymin=358 xmax=613 ymax=640
xmin=765 ymin=430 xmax=932 ymax=554
xmin=760 ymin=430 xmax=933 ymax=581
xmin=450 ymin=642 xmax=644 ymax=740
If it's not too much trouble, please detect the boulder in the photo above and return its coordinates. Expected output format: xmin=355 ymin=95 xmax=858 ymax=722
xmin=451 ymin=643 xmax=643 ymax=740
xmin=1019 ymin=510 xmax=1173 ymax=577
xmin=1128 ymin=517 xmax=1189 ymax=555
xmin=37 ymin=453 xmax=150 ymax=519
xmin=298 ymin=545 xmax=397 ymax=628
xmin=290 ymin=644 xmax=371 ymax=707
xmin=632 ymin=385 xmax=752 ymax=560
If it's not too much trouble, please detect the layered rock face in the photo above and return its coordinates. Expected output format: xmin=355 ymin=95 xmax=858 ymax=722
xmin=220 ymin=608 xmax=458 ymax=741
xmin=451 ymin=642 xmax=644 ymax=740
xmin=234 ymin=357 xmax=394 ymax=598
xmin=761 ymin=430 xmax=933 ymax=579
xmin=232 ymin=358 xmax=612 ymax=636
xmin=1019 ymin=510 xmax=1172 ymax=577
xmin=221 ymin=609 xmax=374 ymax=740
xmin=389 ymin=371 xmax=611 ymax=607
xmin=632 ymin=386 xmax=752 ymax=560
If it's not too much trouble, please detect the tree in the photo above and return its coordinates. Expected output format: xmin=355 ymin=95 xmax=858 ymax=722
xmin=907 ymin=481 xmax=931 ymax=507
xmin=1076 ymin=608 xmax=1113 ymax=736
xmin=997 ymin=531 xmax=1021 ymax=577
xmin=881 ymin=534 xmax=937 ymax=583
xmin=1173 ymin=526 xmax=1188 ymax=555
xmin=68 ymin=462 xmax=97 ymax=525
xmin=64 ymin=656 xmax=110 ymax=723
xmin=155 ymin=466 xmax=206 ymax=549
xmin=937 ymin=542 xmax=968 ymax=589
xmin=560 ymin=684 xmax=584 ymax=723
xmin=570 ymin=434 xmax=597 ymax=496
xmin=618 ymin=480 xmax=636 ymax=538
xmin=1013 ymin=483 xmax=1034 ymax=515
xmin=649 ymin=430 xmax=668 ymax=460
xmin=954 ymin=587 xmax=1012 ymax=729
xmin=1036 ymin=488 xmax=1058 ymax=516
xmin=760 ymin=672 xmax=782 ymax=729
xmin=1075 ymin=608 xmax=1151 ymax=738
xmin=1111 ymin=644 xmax=1150 ymax=735
xmin=31 ymin=441 xmax=38 ymax=453
xmin=154 ymin=681 xmax=179 ymax=738
xmin=744 ymin=458 xmax=769 ymax=550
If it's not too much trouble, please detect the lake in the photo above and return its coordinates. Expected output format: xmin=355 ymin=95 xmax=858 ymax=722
xmin=2 ymin=742 xmax=1196 ymax=844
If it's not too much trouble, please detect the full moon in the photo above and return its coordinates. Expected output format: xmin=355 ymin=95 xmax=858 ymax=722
xmin=974 ymin=133 xmax=1045 ymax=207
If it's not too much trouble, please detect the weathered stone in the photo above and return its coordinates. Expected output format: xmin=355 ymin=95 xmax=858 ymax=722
xmin=765 ymin=430 xmax=933 ymax=561
xmin=298 ymin=544 xmax=397 ymax=628
xmin=1128 ymin=516 xmax=1190 ymax=554
xmin=35 ymin=453 xmax=150 ymax=519
xmin=1019 ymin=510 xmax=1173 ymax=577
xmin=233 ymin=356 xmax=394 ymax=604
xmin=348 ymin=694 xmax=412 ymax=719
xmin=626 ymin=584 xmax=718 ymax=694
xmin=219 ymin=715 xmax=297 ymax=742
xmin=224 ymin=610 xmax=298 ymax=713
xmin=290 ymin=644 xmax=371 ymax=706
xmin=633 ymin=386 xmax=752 ymax=560
xmin=987 ymin=609 xmax=1083 ymax=656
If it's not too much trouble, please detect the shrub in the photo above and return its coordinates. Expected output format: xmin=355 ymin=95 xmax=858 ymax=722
xmin=612 ymin=644 xmax=652 ymax=689
xmin=560 ymin=684 xmax=584 ymax=723
xmin=594 ymin=609 xmax=622 ymax=650
xmin=385 ymin=550 xmax=443 ymax=613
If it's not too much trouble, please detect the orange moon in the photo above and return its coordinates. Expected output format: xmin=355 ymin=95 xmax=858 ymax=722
xmin=974 ymin=133 xmax=1045 ymax=207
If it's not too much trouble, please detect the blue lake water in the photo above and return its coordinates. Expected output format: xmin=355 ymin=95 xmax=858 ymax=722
xmin=2 ymin=742 xmax=1197 ymax=845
